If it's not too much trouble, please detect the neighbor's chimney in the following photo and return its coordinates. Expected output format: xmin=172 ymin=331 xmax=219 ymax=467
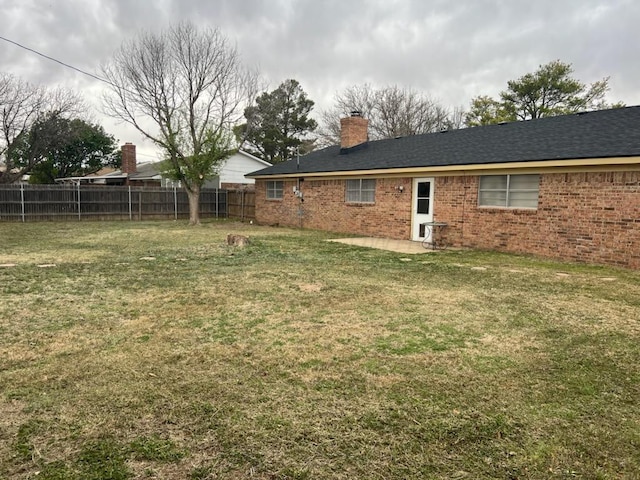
xmin=340 ymin=111 xmax=368 ymax=150
xmin=121 ymin=142 xmax=137 ymax=174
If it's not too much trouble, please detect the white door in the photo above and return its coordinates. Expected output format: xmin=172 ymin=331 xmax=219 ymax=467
xmin=412 ymin=178 xmax=434 ymax=242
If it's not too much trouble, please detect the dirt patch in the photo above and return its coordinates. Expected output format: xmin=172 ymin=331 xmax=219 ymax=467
xmin=299 ymin=283 xmax=323 ymax=292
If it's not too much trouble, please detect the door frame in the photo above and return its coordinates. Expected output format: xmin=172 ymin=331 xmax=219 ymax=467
xmin=411 ymin=177 xmax=435 ymax=241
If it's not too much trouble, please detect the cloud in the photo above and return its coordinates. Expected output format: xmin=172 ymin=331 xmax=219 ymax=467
xmin=1 ymin=0 xmax=639 ymax=155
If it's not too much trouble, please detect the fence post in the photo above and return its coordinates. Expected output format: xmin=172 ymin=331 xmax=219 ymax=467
xmin=20 ymin=183 xmax=25 ymax=222
xmin=241 ymin=190 xmax=245 ymax=222
xmin=174 ymin=186 xmax=178 ymax=220
xmin=128 ymin=186 xmax=132 ymax=221
xmin=215 ymin=188 xmax=218 ymax=219
xmin=77 ymin=182 xmax=81 ymax=220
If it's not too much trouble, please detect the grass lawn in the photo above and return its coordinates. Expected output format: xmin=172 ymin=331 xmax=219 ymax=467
xmin=1 ymin=220 xmax=639 ymax=479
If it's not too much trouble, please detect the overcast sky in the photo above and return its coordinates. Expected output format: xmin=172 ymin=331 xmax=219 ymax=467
xmin=2 ymin=0 xmax=639 ymax=160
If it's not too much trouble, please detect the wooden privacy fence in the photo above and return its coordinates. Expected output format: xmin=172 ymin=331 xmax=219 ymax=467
xmin=227 ymin=189 xmax=255 ymax=222
xmin=0 ymin=184 xmax=256 ymax=222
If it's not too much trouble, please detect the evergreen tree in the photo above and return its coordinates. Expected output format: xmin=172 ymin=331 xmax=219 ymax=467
xmin=237 ymin=79 xmax=317 ymax=163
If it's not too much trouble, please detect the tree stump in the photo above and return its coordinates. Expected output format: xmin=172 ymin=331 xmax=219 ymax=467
xmin=227 ymin=234 xmax=250 ymax=247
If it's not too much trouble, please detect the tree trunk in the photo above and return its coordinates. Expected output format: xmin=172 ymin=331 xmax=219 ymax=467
xmin=0 ymin=171 xmax=23 ymax=184
xmin=186 ymin=184 xmax=201 ymax=225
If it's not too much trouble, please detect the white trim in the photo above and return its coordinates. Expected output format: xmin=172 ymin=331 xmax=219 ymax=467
xmin=238 ymin=150 xmax=272 ymax=167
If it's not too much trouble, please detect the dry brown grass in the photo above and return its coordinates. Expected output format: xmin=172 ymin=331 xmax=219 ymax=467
xmin=1 ymin=220 xmax=639 ymax=479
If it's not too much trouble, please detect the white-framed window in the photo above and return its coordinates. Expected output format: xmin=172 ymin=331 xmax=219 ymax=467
xmin=266 ymin=180 xmax=284 ymax=199
xmin=479 ymin=174 xmax=539 ymax=208
xmin=346 ymin=179 xmax=376 ymax=203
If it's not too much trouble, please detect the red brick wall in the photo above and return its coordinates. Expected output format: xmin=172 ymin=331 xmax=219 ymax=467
xmin=435 ymin=171 xmax=640 ymax=268
xmin=255 ymin=171 xmax=640 ymax=268
xmin=255 ymin=178 xmax=412 ymax=239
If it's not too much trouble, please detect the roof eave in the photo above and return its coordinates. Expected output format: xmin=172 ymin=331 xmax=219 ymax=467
xmin=247 ymin=156 xmax=640 ymax=179
xmin=238 ymin=150 xmax=272 ymax=166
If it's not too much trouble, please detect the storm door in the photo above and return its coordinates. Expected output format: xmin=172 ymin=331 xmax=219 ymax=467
xmin=411 ymin=178 xmax=434 ymax=242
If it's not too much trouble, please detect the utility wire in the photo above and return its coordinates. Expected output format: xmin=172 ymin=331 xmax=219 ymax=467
xmin=0 ymin=35 xmax=259 ymax=164
xmin=0 ymin=34 xmax=142 ymax=99
xmin=136 ymin=152 xmax=160 ymax=159
xmin=0 ymin=34 xmax=114 ymax=87
xmin=0 ymin=34 xmax=159 ymax=145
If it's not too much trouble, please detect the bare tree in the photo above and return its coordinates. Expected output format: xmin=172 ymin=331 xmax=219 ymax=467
xmin=0 ymin=73 xmax=83 ymax=183
xmin=317 ymin=84 xmax=460 ymax=147
xmin=317 ymin=84 xmax=377 ymax=146
xmin=447 ymin=105 xmax=467 ymax=130
xmin=102 ymin=22 xmax=259 ymax=225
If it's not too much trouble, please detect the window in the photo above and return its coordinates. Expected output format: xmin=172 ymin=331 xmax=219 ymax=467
xmin=266 ymin=180 xmax=284 ymax=199
xmin=479 ymin=174 xmax=539 ymax=208
xmin=346 ymin=179 xmax=376 ymax=203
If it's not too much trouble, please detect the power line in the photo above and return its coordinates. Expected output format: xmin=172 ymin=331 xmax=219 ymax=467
xmin=0 ymin=35 xmax=269 ymax=163
xmin=136 ymin=152 xmax=160 ymax=159
xmin=0 ymin=34 xmax=114 ymax=87
xmin=0 ymin=34 xmax=154 ymax=141
xmin=0 ymin=34 xmax=143 ymax=100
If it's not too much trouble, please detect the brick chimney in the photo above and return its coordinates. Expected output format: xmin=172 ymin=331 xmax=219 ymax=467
xmin=340 ymin=111 xmax=368 ymax=149
xmin=121 ymin=143 xmax=137 ymax=174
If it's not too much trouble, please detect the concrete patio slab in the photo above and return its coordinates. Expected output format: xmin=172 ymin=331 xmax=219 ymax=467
xmin=328 ymin=237 xmax=433 ymax=254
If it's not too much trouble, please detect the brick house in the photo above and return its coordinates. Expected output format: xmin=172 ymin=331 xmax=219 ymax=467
xmin=247 ymin=108 xmax=640 ymax=269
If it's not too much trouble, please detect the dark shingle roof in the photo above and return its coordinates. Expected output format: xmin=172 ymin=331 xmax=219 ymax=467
xmin=248 ymin=106 xmax=640 ymax=177
xmin=129 ymin=162 xmax=162 ymax=180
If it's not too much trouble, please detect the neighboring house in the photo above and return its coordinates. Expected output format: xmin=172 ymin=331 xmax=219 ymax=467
xmin=53 ymin=167 xmax=128 ymax=185
xmin=55 ymin=143 xmax=158 ymax=187
xmin=56 ymin=144 xmax=270 ymax=189
xmin=218 ymin=150 xmax=271 ymax=189
xmin=157 ymin=150 xmax=271 ymax=189
xmin=247 ymin=108 xmax=640 ymax=269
